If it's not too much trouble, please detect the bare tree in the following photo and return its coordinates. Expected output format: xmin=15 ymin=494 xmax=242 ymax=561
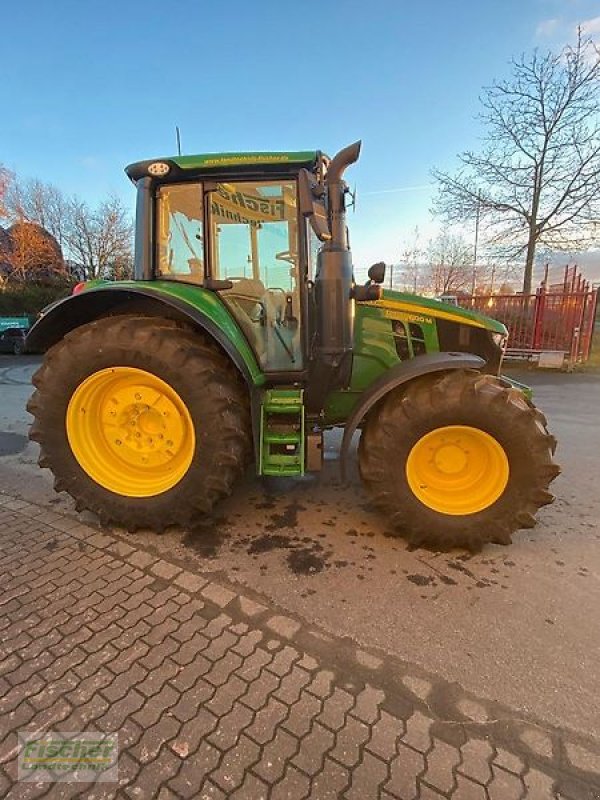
xmin=0 ymin=165 xmax=11 ymax=219
xmin=65 ymin=196 xmax=133 ymax=280
xmin=433 ymin=30 xmax=600 ymax=294
xmin=426 ymin=232 xmax=473 ymax=294
xmin=7 ymin=178 xmax=69 ymax=251
xmin=396 ymin=226 xmax=424 ymax=292
xmin=5 ymin=175 xmax=133 ymax=281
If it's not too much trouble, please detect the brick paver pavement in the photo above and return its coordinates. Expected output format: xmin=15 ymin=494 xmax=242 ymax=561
xmin=1 ymin=493 xmax=599 ymax=799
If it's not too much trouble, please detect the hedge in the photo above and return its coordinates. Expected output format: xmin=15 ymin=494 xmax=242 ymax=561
xmin=0 ymin=283 xmax=73 ymax=317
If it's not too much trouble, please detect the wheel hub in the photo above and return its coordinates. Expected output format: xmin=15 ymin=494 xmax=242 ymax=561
xmin=406 ymin=425 xmax=509 ymax=515
xmin=66 ymin=368 xmax=195 ymax=497
xmin=432 ymin=443 xmax=468 ymax=475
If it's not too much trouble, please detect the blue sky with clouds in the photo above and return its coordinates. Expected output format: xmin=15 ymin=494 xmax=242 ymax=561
xmin=2 ymin=0 xmax=598 ymax=273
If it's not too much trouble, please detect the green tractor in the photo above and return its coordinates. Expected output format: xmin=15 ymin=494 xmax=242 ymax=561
xmin=26 ymin=141 xmax=559 ymax=549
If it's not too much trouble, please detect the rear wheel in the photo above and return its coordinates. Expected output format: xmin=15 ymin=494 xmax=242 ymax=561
xmin=27 ymin=315 xmax=251 ymax=530
xmin=358 ymin=370 xmax=560 ymax=550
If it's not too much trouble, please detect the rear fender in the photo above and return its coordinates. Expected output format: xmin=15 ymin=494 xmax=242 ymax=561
xmin=25 ymin=285 xmax=263 ymax=387
xmin=339 ymin=351 xmax=486 ymax=481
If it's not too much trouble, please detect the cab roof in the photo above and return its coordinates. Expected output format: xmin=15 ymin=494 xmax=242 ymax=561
xmin=125 ymin=150 xmax=321 ymax=183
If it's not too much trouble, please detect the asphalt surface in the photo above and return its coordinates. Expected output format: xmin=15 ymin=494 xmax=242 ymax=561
xmin=1 ymin=354 xmax=599 ymax=749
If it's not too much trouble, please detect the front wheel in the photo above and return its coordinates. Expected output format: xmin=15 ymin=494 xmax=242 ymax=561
xmin=27 ymin=316 xmax=251 ymax=530
xmin=358 ymin=370 xmax=560 ymax=550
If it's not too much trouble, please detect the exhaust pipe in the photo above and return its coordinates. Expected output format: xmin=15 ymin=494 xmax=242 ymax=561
xmin=325 ymin=140 xmax=362 ymax=249
xmin=308 ymin=141 xmax=361 ymax=410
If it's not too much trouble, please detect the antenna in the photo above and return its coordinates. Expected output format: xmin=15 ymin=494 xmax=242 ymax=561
xmin=175 ymin=126 xmax=182 ymax=156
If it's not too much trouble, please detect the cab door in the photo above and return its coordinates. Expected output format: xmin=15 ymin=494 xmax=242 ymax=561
xmin=208 ymin=180 xmax=304 ymax=371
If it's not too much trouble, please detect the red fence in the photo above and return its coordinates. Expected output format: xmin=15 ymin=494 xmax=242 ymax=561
xmin=457 ymin=270 xmax=598 ymax=364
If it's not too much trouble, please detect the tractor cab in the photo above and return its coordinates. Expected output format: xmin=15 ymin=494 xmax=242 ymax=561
xmin=126 ymin=151 xmax=332 ymax=375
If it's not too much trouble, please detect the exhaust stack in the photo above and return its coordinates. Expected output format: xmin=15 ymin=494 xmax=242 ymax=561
xmin=325 ymin=140 xmax=362 ymax=249
xmin=308 ymin=141 xmax=361 ymax=409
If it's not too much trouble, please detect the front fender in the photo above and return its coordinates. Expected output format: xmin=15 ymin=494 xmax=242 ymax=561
xmin=26 ymin=284 xmax=264 ymax=387
xmin=339 ymin=351 xmax=485 ymax=481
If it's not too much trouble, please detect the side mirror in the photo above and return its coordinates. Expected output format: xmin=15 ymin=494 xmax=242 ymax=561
xmin=368 ymin=262 xmax=386 ymax=284
xmin=299 ymin=169 xmax=331 ymax=242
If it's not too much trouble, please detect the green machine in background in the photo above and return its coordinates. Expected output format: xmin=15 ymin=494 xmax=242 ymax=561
xmin=26 ymin=142 xmax=559 ymax=549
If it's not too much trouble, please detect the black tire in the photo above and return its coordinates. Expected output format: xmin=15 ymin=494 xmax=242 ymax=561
xmin=27 ymin=315 xmax=251 ymax=530
xmin=13 ymin=340 xmax=24 ymax=355
xmin=358 ymin=369 xmax=560 ymax=550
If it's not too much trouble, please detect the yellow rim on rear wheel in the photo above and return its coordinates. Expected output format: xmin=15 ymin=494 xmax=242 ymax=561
xmin=406 ymin=425 xmax=509 ymax=515
xmin=66 ymin=367 xmax=195 ymax=498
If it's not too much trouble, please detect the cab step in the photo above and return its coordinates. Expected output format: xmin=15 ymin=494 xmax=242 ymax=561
xmin=259 ymin=388 xmax=304 ymax=476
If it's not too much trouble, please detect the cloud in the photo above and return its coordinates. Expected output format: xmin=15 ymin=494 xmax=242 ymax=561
xmin=362 ymin=184 xmax=435 ymax=196
xmin=536 ymin=18 xmax=562 ymax=38
xmin=579 ymin=16 xmax=600 ymax=36
xmin=534 ymin=14 xmax=600 ymax=54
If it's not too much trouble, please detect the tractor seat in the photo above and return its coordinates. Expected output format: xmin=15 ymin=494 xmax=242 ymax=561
xmin=225 ymin=278 xmax=266 ymax=301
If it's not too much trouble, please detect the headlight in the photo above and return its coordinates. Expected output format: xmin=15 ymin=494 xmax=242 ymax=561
xmin=148 ymin=162 xmax=170 ymax=177
xmin=492 ymin=332 xmax=508 ymax=351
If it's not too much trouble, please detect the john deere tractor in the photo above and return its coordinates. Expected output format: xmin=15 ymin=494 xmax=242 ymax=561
xmin=26 ymin=141 xmax=559 ymax=549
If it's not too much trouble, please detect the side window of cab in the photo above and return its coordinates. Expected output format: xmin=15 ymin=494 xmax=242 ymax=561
xmin=156 ymin=183 xmax=204 ymax=281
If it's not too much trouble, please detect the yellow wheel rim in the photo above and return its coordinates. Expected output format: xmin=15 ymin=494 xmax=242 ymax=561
xmin=66 ymin=367 xmax=195 ymax=498
xmin=406 ymin=425 xmax=509 ymax=515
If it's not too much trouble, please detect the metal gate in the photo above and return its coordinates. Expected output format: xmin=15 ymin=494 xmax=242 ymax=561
xmin=457 ymin=266 xmax=598 ymax=365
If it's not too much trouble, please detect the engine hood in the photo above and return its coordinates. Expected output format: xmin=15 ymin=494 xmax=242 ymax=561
xmin=363 ymin=290 xmax=508 ymax=335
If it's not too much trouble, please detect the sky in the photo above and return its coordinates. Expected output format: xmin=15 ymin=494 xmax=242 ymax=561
xmin=2 ymin=0 xmax=599 ymax=279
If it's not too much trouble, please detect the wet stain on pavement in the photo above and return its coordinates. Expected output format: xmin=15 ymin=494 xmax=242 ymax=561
xmin=0 ymin=432 xmax=27 ymax=456
xmin=253 ymin=500 xmax=277 ymax=510
xmin=265 ymin=501 xmax=306 ymax=531
xmin=438 ymin=574 xmax=458 ymax=586
xmin=248 ymin=533 xmax=294 ymax=554
xmin=287 ymin=547 xmax=327 ymax=575
xmin=183 ymin=516 xmax=230 ymax=558
xmin=447 ymin=560 xmax=478 ymax=580
xmin=407 ymin=574 xmax=436 ymax=587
